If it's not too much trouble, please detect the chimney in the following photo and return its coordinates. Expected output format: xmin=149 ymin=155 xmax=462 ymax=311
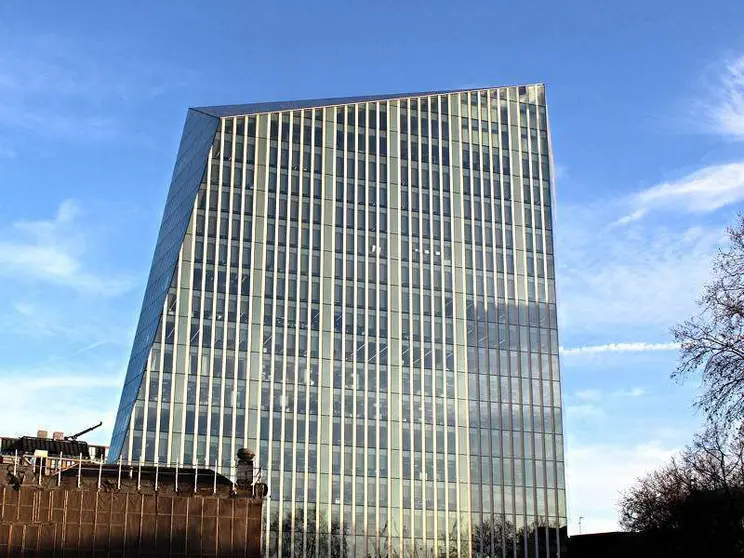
xmin=52 ymin=432 xmax=64 ymax=441
xmin=235 ymin=448 xmax=255 ymax=491
xmin=37 ymin=430 xmax=48 ymax=439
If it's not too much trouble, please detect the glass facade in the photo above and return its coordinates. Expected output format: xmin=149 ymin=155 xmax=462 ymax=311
xmin=110 ymin=108 xmax=220 ymax=460
xmin=111 ymin=85 xmax=567 ymax=557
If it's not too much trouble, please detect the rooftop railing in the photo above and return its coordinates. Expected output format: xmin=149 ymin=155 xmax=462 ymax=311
xmin=0 ymin=451 xmax=266 ymax=498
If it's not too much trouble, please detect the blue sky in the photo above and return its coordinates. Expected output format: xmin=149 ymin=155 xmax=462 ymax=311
xmin=1 ymin=0 xmax=743 ymax=534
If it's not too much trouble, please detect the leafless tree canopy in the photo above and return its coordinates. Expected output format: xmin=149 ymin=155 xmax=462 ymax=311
xmin=618 ymin=424 xmax=744 ymax=556
xmin=673 ymin=215 xmax=744 ymax=424
xmin=620 ymin=216 xmax=744 ymax=554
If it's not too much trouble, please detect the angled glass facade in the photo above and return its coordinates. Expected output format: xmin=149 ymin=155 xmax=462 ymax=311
xmin=110 ymin=108 xmax=220 ymax=460
xmin=111 ymin=85 xmax=567 ymax=557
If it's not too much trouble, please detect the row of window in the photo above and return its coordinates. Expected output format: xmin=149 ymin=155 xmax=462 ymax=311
xmin=184 ymin=267 xmax=553 ymax=318
xmin=188 ymin=249 xmax=553 ymax=296
xmin=143 ymin=379 xmax=561 ymax=428
xmin=207 ymin=158 xmax=550 ymax=214
xmin=130 ymin=406 xmax=563 ymax=475
xmin=263 ymin=477 xmax=562 ymax=516
xmin=190 ymin=234 xmax=552 ymax=277
xmin=137 ymin=384 xmax=562 ymax=435
xmin=139 ymin=359 xmax=561 ymax=412
xmin=199 ymin=178 xmax=552 ymax=225
xmin=148 ymin=345 xmax=560 ymax=395
xmin=133 ymin=402 xmax=564 ymax=448
xmin=144 ymin=368 xmax=560 ymax=414
xmin=198 ymin=184 xmax=550 ymax=241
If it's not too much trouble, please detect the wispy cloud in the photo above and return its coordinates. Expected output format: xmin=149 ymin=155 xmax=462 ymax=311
xmin=0 ymin=364 xmax=124 ymax=443
xmin=0 ymin=199 xmax=133 ymax=295
xmin=703 ymin=55 xmax=744 ymax=140
xmin=10 ymin=374 xmax=122 ymax=391
xmin=574 ymin=389 xmax=602 ymax=401
xmin=63 ymin=340 xmax=112 ymax=359
xmin=618 ymin=387 xmax=647 ymax=397
xmin=566 ymin=404 xmax=605 ymax=419
xmin=566 ymin=440 xmax=678 ymax=534
xmin=571 ymin=387 xmax=647 ymax=404
xmin=554 ymin=163 xmax=569 ymax=182
xmin=565 ymin=388 xmax=647 ymax=425
xmin=559 ymin=55 xmax=744 ymax=336
xmin=561 ymin=342 xmax=680 ymax=356
xmin=0 ymin=28 xmax=192 ymax=147
xmin=614 ymin=55 xmax=744 ymax=224
xmin=558 ymin=208 xmax=722 ymax=333
xmin=560 ymin=53 xmax=744 ymax=539
xmin=0 ymin=35 xmax=116 ymax=142
xmin=617 ymin=162 xmax=744 ymax=224
xmin=0 ymin=300 xmax=132 ymax=348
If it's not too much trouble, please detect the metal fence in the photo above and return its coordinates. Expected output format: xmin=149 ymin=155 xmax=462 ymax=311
xmin=1 ymin=451 xmax=265 ymax=496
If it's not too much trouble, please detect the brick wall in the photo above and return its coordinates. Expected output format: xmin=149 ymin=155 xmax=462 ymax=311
xmin=0 ymin=471 xmax=262 ymax=557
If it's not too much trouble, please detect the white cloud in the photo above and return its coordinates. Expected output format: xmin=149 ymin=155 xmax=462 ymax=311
xmin=558 ymin=209 xmax=722 ymax=333
xmin=703 ymin=55 xmax=744 ymax=140
xmin=0 ymin=299 xmax=133 ymax=348
xmin=569 ymin=388 xmax=646 ymax=406
xmin=618 ymin=387 xmax=646 ymax=398
xmin=0 ymin=199 xmax=133 ymax=295
xmin=618 ymin=162 xmax=744 ymax=223
xmin=559 ymin=55 xmax=744 ymax=335
xmin=574 ymin=389 xmax=602 ymax=401
xmin=566 ymin=441 xmax=678 ymax=535
xmin=0 ymin=365 xmax=124 ymax=444
xmin=566 ymin=404 xmax=605 ymax=419
xmin=0 ymin=35 xmax=118 ymax=141
xmin=10 ymin=374 xmax=122 ymax=391
xmin=0 ymin=28 xmax=193 ymax=144
xmin=554 ymin=163 xmax=569 ymax=182
xmin=561 ymin=342 xmax=680 ymax=356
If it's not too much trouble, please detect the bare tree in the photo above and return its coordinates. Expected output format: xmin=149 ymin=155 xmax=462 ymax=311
xmin=673 ymin=215 xmax=744 ymax=424
xmin=618 ymin=424 xmax=744 ymax=556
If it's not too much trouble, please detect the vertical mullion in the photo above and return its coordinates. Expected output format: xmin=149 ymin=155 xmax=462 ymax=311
xmin=327 ymin=104 xmax=339 ymax=558
xmin=226 ymin=116 xmax=239 ymax=477
xmin=434 ymin=93 xmax=447 ymax=557
xmin=403 ymin=96 xmax=413 ymax=556
xmin=292 ymin=110 xmax=302 ymax=558
xmin=246 ymin=115 xmax=259 ymax=455
xmin=253 ymin=111 xmax=272 ymax=554
xmin=358 ymin=101 xmax=366 ymax=555
xmin=451 ymin=91 xmax=467 ymax=555
xmin=371 ymin=100 xmax=377 ymax=553
xmin=235 ymin=115 xmax=248 ymax=450
xmin=210 ymin=119 xmax=225 ymax=470
xmin=192 ymin=143 xmax=212 ymax=467
xmin=352 ymin=102 xmax=360 ymax=556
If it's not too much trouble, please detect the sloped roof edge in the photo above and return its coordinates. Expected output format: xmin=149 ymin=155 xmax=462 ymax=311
xmin=192 ymin=83 xmax=543 ymax=118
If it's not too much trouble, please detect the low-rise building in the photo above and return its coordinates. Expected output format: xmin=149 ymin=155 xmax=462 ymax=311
xmin=0 ymin=438 xmax=266 ymax=557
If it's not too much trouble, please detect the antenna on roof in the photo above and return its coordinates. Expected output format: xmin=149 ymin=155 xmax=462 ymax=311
xmin=65 ymin=421 xmax=103 ymax=441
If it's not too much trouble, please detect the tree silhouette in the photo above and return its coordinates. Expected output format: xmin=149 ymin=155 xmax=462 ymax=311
xmin=266 ymin=510 xmax=566 ymax=557
xmin=268 ymin=507 xmax=349 ymax=558
xmin=516 ymin=519 xmax=564 ymax=558
xmin=673 ymin=214 xmax=744 ymax=424
xmin=468 ymin=516 xmax=563 ymax=558
xmin=619 ymin=423 xmax=744 ymax=557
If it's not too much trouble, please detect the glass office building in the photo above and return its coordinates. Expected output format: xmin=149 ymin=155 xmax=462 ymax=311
xmin=110 ymin=84 xmax=567 ymax=557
